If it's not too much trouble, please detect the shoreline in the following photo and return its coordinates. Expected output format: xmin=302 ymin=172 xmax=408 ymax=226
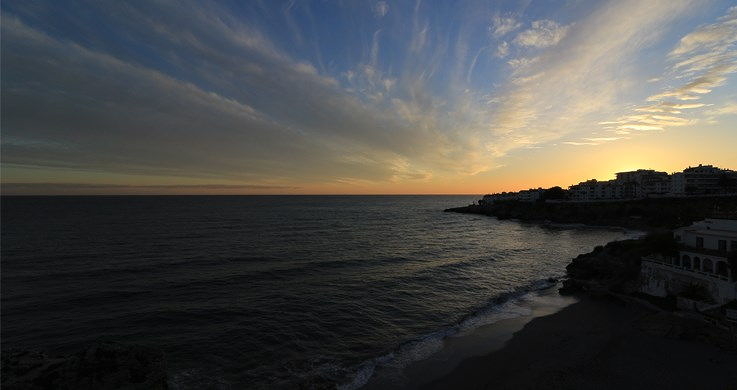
xmin=355 ymin=221 xmax=653 ymax=390
xmin=373 ymin=206 xmax=737 ymax=389
xmin=424 ymin=294 xmax=737 ymax=389
xmin=360 ymin=285 xmax=579 ymax=389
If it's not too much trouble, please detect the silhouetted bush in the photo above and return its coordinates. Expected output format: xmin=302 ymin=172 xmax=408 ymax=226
xmin=643 ymin=231 xmax=679 ymax=257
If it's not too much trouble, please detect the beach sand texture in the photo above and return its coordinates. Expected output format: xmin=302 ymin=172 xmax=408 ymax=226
xmin=426 ymin=296 xmax=737 ymax=390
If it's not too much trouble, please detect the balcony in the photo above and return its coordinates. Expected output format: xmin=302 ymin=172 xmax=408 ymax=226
xmin=642 ymin=254 xmax=731 ymax=282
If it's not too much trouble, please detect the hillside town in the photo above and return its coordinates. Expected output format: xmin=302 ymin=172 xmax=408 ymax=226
xmin=481 ymin=164 xmax=737 ymax=204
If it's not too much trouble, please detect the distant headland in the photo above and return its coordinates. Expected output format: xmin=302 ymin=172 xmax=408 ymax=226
xmin=447 ymin=164 xmax=737 ymax=230
xmin=483 ymin=164 xmax=737 ymax=204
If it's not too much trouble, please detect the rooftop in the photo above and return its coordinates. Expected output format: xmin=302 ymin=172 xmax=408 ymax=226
xmin=681 ymin=228 xmax=737 ymax=239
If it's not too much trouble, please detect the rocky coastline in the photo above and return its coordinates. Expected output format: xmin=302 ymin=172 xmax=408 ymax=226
xmin=427 ymin=222 xmax=737 ymax=389
xmin=1 ymin=342 xmax=168 ymax=390
xmin=445 ymin=195 xmax=737 ymax=230
xmin=449 ymin=196 xmax=737 ymax=350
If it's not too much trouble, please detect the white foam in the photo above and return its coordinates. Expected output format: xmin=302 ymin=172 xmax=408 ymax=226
xmin=457 ymin=301 xmax=532 ymax=334
xmin=339 ymin=277 xmax=563 ymax=389
xmin=337 ymin=353 xmax=394 ymax=390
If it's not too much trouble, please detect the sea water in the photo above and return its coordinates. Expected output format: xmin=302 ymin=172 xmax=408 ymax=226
xmin=1 ymin=195 xmax=637 ymax=388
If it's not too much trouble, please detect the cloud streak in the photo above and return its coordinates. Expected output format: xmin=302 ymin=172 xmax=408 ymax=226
xmin=1 ymin=183 xmax=298 ymax=195
xmin=1 ymin=4 xmax=493 ymax=188
xmin=490 ymin=14 xmax=522 ymax=38
xmin=596 ymin=4 xmax=737 ymax=141
xmin=489 ymin=0 xmax=698 ymax=150
xmin=513 ymin=20 xmax=569 ymax=48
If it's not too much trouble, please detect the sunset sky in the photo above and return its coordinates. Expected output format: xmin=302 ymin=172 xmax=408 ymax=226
xmin=2 ymin=0 xmax=736 ymax=195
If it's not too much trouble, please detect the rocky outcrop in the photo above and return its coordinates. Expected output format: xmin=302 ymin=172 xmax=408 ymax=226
xmin=1 ymin=342 xmax=167 ymax=390
xmin=559 ymin=233 xmax=677 ymax=295
xmin=446 ymin=196 xmax=737 ymax=230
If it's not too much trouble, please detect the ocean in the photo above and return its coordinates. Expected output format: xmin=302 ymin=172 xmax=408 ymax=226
xmin=1 ymin=195 xmax=636 ymax=388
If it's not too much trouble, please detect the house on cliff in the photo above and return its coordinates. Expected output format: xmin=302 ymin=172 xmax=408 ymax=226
xmin=640 ymin=218 xmax=737 ymax=309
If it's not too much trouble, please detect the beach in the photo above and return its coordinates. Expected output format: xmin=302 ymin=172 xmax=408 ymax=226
xmin=425 ymin=295 xmax=737 ymax=389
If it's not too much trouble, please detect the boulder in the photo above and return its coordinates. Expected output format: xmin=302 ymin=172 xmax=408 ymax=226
xmin=1 ymin=342 xmax=167 ymax=390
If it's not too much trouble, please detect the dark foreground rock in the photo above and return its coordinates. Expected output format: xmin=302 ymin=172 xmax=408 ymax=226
xmin=1 ymin=342 xmax=167 ymax=390
xmin=559 ymin=232 xmax=677 ymax=295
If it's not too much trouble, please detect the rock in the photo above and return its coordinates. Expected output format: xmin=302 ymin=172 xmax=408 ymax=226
xmin=559 ymin=231 xmax=680 ymax=297
xmin=560 ymin=237 xmax=660 ymax=295
xmin=1 ymin=342 xmax=168 ymax=390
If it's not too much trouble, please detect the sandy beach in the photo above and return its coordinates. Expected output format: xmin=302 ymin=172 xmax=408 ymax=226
xmin=425 ymin=295 xmax=737 ymax=390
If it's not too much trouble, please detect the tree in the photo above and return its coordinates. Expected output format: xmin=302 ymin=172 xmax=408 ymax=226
xmin=542 ymin=186 xmax=567 ymax=201
xmin=643 ymin=231 xmax=679 ymax=257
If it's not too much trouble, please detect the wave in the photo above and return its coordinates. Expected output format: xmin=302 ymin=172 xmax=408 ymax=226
xmin=336 ymin=276 xmax=562 ymax=390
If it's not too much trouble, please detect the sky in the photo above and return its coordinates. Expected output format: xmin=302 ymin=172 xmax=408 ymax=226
xmin=1 ymin=0 xmax=736 ymax=195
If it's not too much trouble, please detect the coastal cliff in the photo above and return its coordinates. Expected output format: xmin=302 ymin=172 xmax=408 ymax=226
xmin=445 ymin=196 xmax=737 ymax=230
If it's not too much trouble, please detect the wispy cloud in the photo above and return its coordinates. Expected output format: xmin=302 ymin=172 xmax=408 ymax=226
xmin=585 ymin=137 xmax=622 ymax=142
xmin=563 ymin=141 xmax=599 ymax=146
xmin=513 ymin=20 xmax=569 ymax=48
xmin=650 ymin=5 xmax=737 ymax=101
xmin=0 ymin=2 xmax=504 ymax=187
xmin=1 ymin=12 xmax=429 ymax=185
xmin=670 ymin=6 xmax=737 ymax=59
xmin=562 ymin=136 xmax=623 ymax=147
xmin=490 ymin=14 xmax=521 ymax=38
xmin=373 ymin=1 xmax=389 ymax=18
xmin=635 ymin=102 xmax=707 ymax=114
xmin=489 ymin=0 xmax=696 ymax=153
xmin=495 ymin=41 xmax=510 ymax=57
xmin=2 ymin=0 xmax=735 ymax=193
xmin=706 ymin=101 xmax=737 ymax=116
xmin=600 ymin=4 xmax=736 ymax=136
xmin=1 ymin=182 xmax=298 ymax=195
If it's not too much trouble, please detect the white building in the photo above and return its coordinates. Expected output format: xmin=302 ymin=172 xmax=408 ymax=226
xmin=615 ymin=169 xmax=671 ymax=198
xmin=568 ymin=179 xmax=624 ymax=201
xmin=482 ymin=164 xmax=736 ymax=204
xmin=641 ymin=219 xmax=737 ymax=305
xmin=518 ymin=188 xmax=544 ymax=202
xmin=671 ymin=172 xmax=686 ymax=196
xmin=682 ymin=164 xmax=737 ymax=195
xmin=480 ymin=188 xmax=544 ymax=204
xmin=568 ymin=169 xmax=674 ymax=202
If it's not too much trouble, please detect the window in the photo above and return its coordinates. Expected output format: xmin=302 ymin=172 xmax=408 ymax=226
xmin=674 ymin=256 xmax=682 ymax=266
xmin=719 ymin=240 xmax=727 ymax=252
xmin=703 ymin=258 xmax=713 ymax=273
xmin=696 ymin=237 xmax=704 ymax=248
xmin=693 ymin=257 xmax=701 ymax=270
xmin=682 ymin=256 xmax=691 ymax=269
xmin=731 ymin=240 xmax=737 ymax=252
xmin=716 ymin=262 xmax=728 ymax=277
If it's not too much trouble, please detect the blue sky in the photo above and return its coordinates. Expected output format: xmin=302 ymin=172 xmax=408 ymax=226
xmin=2 ymin=0 xmax=736 ymax=194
